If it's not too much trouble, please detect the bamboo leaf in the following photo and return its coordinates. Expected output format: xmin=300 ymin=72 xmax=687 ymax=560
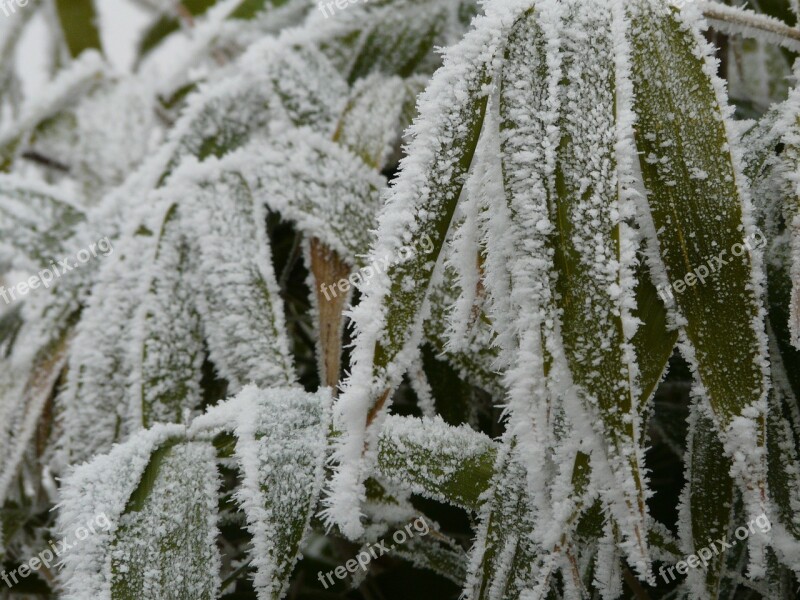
xmin=177 ymin=170 xmax=296 ymax=390
xmin=376 ymin=414 xmax=496 ymax=511
xmin=548 ymin=0 xmax=650 ymax=574
xmin=160 ymin=42 xmax=346 ymax=185
xmin=110 ymin=442 xmax=221 ymax=600
xmin=57 ymin=424 xmax=188 ymax=599
xmin=191 ymin=386 xmax=332 ymax=600
xmin=0 ymin=175 xmax=85 ymax=268
xmin=326 ymin=5 xmax=499 ymax=537
xmin=333 ymin=74 xmax=423 ymax=170
xmin=679 ymin=399 xmax=734 ymax=598
xmin=463 ymin=439 xmax=542 ymax=600
xmin=54 ymin=0 xmax=103 ymax=58
xmin=0 ymin=326 xmax=70 ymax=505
xmin=139 ymin=203 xmax=204 ymax=427
xmin=628 ymin=1 xmax=770 ymax=565
xmin=0 ymin=51 xmax=106 ymax=171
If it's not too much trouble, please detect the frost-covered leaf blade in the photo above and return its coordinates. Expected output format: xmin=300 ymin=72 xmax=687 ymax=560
xmin=58 ymin=424 xmax=188 ymax=599
xmin=237 ymin=133 xmax=384 ymax=266
xmin=0 ymin=51 xmax=106 ymax=170
xmin=178 ymin=169 xmax=295 ymax=391
xmin=333 ymin=74 xmax=422 ymax=170
xmin=192 ymin=386 xmax=332 ymax=600
xmin=376 ymin=414 xmax=496 ymax=511
xmin=680 ymin=400 xmax=734 ymax=598
xmin=159 ymin=41 xmax=346 ymax=185
xmin=0 ymin=175 xmax=85 ymax=268
xmin=327 ymin=6 xmax=501 ymax=537
xmin=138 ymin=203 xmax=204 ymax=427
xmin=110 ymin=441 xmax=221 ymax=600
xmin=548 ymin=0 xmax=650 ymax=573
xmin=628 ymin=1 xmax=770 ymax=560
xmin=463 ymin=439 xmax=541 ymax=600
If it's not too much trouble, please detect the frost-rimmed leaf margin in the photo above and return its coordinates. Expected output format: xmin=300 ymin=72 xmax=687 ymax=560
xmin=322 ymin=0 xmax=518 ymax=540
xmin=190 ymin=385 xmax=332 ymax=600
xmin=627 ymin=0 xmax=772 ymax=574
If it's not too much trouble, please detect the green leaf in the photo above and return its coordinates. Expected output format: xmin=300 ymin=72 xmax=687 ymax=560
xmin=57 ymin=425 xmax=189 ymax=598
xmin=333 ymin=74 xmax=423 ymax=170
xmin=326 ymin=8 xmax=497 ymax=538
xmin=628 ymin=0 xmax=769 ymax=547
xmin=192 ymin=386 xmax=332 ymax=600
xmin=111 ymin=442 xmax=221 ymax=600
xmin=424 ymin=268 xmax=503 ymax=401
xmin=179 ymin=171 xmax=296 ymax=390
xmin=0 ymin=176 xmax=85 ymax=268
xmin=230 ymin=0 xmax=290 ymax=19
xmin=237 ymin=133 xmax=384 ymax=267
xmin=54 ymin=0 xmax=103 ymax=58
xmin=140 ymin=203 xmax=204 ymax=427
xmin=0 ymin=52 xmax=105 ymax=171
xmin=547 ymin=0 xmax=649 ymax=572
xmin=376 ymin=415 xmax=496 ymax=511
xmin=463 ymin=439 xmax=542 ymax=600
xmin=680 ymin=400 xmax=734 ymax=598
xmin=0 ymin=325 xmax=71 ymax=504
xmin=159 ymin=44 xmax=345 ymax=185
xmin=345 ymin=1 xmax=449 ymax=83
xmin=633 ymin=265 xmax=679 ymax=412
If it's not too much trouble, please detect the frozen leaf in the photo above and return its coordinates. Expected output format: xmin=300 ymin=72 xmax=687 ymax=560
xmin=54 ymin=0 xmax=103 ymax=57
xmin=192 ymin=385 xmax=332 ymax=600
xmin=137 ymin=203 xmax=204 ymax=427
xmin=57 ymin=424 xmax=187 ymax=599
xmin=175 ymin=168 xmax=295 ymax=391
xmin=0 ymin=51 xmax=106 ymax=171
xmin=325 ymin=1 xmax=502 ymax=538
xmin=110 ymin=442 xmax=221 ymax=600
xmin=629 ymin=1 xmax=771 ymax=567
xmin=376 ymin=414 xmax=496 ymax=511
xmin=0 ymin=175 xmax=85 ymax=268
xmin=679 ymin=398 xmax=734 ymax=598
xmin=463 ymin=438 xmax=542 ymax=600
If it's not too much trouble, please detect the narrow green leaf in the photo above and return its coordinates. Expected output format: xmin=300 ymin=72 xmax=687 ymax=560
xmin=193 ymin=386 xmax=332 ymax=600
xmin=343 ymin=1 xmax=450 ymax=83
xmin=110 ymin=442 xmax=221 ymax=600
xmin=179 ymin=171 xmax=295 ymax=390
xmin=464 ymin=440 xmax=541 ymax=600
xmin=0 ymin=175 xmax=85 ymax=267
xmin=326 ymin=9 xmax=499 ymax=537
xmin=633 ymin=266 xmax=680 ymax=411
xmin=140 ymin=203 xmax=204 ymax=427
xmin=54 ymin=0 xmax=103 ymax=57
xmin=680 ymin=400 xmax=734 ymax=598
xmin=333 ymin=74 xmax=422 ymax=170
xmin=549 ymin=0 xmax=650 ymax=573
xmin=629 ymin=0 xmax=769 ymax=426
xmin=159 ymin=44 xmax=345 ymax=185
xmin=0 ymin=52 xmax=105 ymax=171
xmin=628 ymin=0 xmax=770 ymax=555
xmin=376 ymin=414 xmax=496 ymax=511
